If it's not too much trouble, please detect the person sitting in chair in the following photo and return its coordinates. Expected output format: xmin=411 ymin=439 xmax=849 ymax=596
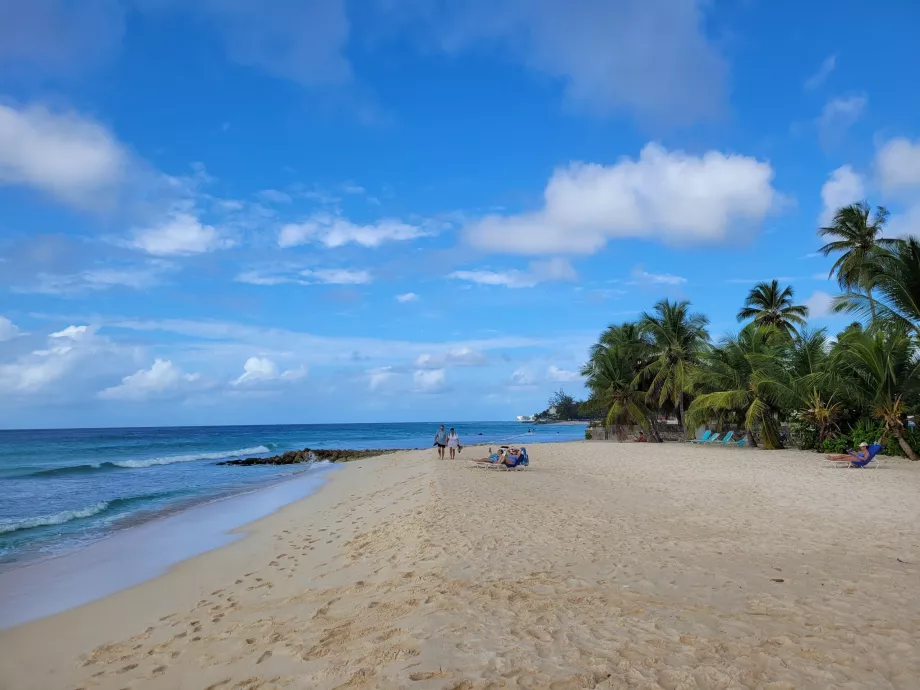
xmin=826 ymin=441 xmax=870 ymax=463
xmin=633 ymin=431 xmax=648 ymax=442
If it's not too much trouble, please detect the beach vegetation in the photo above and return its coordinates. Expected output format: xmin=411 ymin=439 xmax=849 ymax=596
xmin=579 ymin=204 xmax=920 ymax=456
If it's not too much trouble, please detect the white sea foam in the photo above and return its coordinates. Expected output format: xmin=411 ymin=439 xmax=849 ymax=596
xmin=111 ymin=445 xmax=271 ymax=469
xmin=0 ymin=502 xmax=110 ymax=534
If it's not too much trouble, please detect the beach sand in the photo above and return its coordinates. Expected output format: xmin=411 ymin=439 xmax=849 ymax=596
xmin=2 ymin=442 xmax=919 ymax=689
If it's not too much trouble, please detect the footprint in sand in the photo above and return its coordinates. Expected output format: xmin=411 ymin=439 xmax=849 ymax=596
xmin=409 ymin=671 xmax=448 ymax=681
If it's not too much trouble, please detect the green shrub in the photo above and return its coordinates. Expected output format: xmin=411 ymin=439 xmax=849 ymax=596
xmin=822 ymin=436 xmax=850 ymax=453
xmin=850 ymin=418 xmax=883 ymax=447
xmin=585 ymin=430 xmax=593 ymax=440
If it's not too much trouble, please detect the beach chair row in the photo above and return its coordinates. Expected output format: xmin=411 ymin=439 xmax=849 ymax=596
xmin=689 ymin=430 xmax=747 ymax=448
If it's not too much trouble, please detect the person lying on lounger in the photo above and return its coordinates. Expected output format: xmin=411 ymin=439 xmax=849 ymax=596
xmin=826 ymin=441 xmax=870 ymax=462
xmin=472 ymin=448 xmax=523 ymax=466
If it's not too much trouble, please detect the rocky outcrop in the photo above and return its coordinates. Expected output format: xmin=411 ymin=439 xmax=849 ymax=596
xmin=217 ymin=447 xmax=394 ymax=466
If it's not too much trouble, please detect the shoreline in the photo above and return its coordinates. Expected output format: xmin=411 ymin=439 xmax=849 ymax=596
xmin=3 ymin=441 xmax=918 ymax=689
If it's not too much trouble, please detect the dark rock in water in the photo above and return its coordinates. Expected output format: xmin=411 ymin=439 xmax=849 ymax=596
xmin=217 ymin=447 xmax=394 ymax=466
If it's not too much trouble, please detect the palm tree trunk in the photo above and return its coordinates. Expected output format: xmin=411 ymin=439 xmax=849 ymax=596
xmin=895 ymin=431 xmax=918 ymax=461
xmin=678 ymin=394 xmax=686 ymax=440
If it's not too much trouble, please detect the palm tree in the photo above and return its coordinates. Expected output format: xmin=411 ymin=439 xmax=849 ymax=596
xmin=826 ymin=327 xmax=920 ymax=460
xmin=834 ymin=237 xmax=920 ymax=336
xmin=583 ymin=345 xmax=656 ymax=441
xmin=637 ymin=299 xmax=709 ymax=437
xmin=687 ymin=325 xmax=798 ymax=449
xmin=799 ymin=390 xmax=843 ymax=451
xmin=818 ymin=201 xmax=895 ymax=321
xmin=580 ymin=322 xmax=651 ymax=379
xmin=737 ymin=280 xmax=809 ymax=337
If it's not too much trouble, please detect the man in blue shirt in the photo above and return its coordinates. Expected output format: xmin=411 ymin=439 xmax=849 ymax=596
xmin=434 ymin=425 xmax=448 ymax=459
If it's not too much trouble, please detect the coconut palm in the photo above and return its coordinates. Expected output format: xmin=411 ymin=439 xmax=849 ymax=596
xmin=637 ymin=299 xmax=709 ymax=436
xmin=687 ymin=325 xmax=798 ymax=449
xmin=826 ymin=327 xmax=920 ymax=460
xmin=834 ymin=237 xmax=920 ymax=336
xmin=819 ymin=202 xmax=895 ymax=321
xmin=580 ymin=322 xmax=651 ymax=379
xmin=583 ymin=345 xmax=656 ymax=441
xmin=799 ymin=389 xmax=844 ymax=451
xmin=737 ymin=280 xmax=809 ymax=337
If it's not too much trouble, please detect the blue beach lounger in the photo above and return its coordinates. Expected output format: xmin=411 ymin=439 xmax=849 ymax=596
xmin=827 ymin=443 xmax=882 ymax=468
xmin=689 ymin=430 xmax=713 ymax=444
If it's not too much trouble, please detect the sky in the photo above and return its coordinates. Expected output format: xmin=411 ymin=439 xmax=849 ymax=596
xmin=2 ymin=0 xmax=920 ymax=429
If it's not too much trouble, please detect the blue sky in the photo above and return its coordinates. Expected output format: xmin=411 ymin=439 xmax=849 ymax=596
xmin=2 ymin=0 xmax=920 ymax=429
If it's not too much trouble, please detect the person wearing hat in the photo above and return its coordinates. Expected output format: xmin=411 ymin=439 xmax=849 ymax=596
xmin=826 ymin=441 xmax=871 ymax=463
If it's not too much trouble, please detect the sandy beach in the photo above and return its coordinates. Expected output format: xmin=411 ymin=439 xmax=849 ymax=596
xmin=2 ymin=442 xmax=919 ymax=689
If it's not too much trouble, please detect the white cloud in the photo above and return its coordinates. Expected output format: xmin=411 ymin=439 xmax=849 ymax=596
xmin=817 ymin=95 xmax=866 ymax=146
xmin=305 ymin=268 xmax=371 ymax=285
xmin=464 ymin=144 xmax=778 ymax=255
xmin=547 ymin=365 xmax=581 ymax=382
xmin=130 ymin=212 xmax=230 ymax=256
xmin=257 ymin=189 xmax=293 ymax=204
xmin=14 ymin=262 xmax=170 ymax=295
xmin=415 ymin=347 xmax=487 ymax=369
xmin=450 ymin=258 xmax=577 ymax=288
xmin=511 ymin=368 xmax=535 ymax=386
xmin=233 ymin=356 xmax=306 ymax=386
xmin=413 ymin=368 xmax=446 ymax=393
xmin=820 ymin=165 xmax=865 ymax=225
xmin=278 ymin=212 xmax=430 ymax=249
xmin=876 ymin=138 xmax=920 ymax=194
xmin=0 ymin=102 xmax=128 ymax=211
xmin=804 ymin=54 xmax=836 ymax=90
xmin=236 ymin=265 xmax=371 ymax=286
xmin=393 ymin=0 xmax=725 ymax=124
xmin=368 ymin=366 xmax=394 ymax=391
xmin=450 ymin=269 xmax=537 ymax=289
xmin=0 ymin=324 xmax=110 ymax=392
xmin=98 ymin=358 xmax=200 ymax=401
xmin=629 ymin=267 xmax=687 ymax=286
xmin=805 ymin=291 xmax=834 ymax=318
xmin=0 ymin=316 xmax=21 ymax=342
xmin=396 ymin=292 xmax=419 ymax=303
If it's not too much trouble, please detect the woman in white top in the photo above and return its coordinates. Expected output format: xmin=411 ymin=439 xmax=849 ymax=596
xmin=447 ymin=428 xmax=461 ymax=459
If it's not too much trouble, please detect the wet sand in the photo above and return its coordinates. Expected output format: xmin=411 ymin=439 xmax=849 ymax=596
xmin=2 ymin=442 xmax=919 ymax=689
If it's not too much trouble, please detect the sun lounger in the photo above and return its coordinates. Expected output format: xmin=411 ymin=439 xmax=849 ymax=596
xmin=714 ymin=430 xmax=735 ymax=446
xmin=826 ymin=443 xmax=882 ymax=468
xmin=689 ymin=430 xmax=713 ymax=444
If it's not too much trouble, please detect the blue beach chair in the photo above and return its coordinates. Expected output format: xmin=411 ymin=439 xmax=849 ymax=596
xmin=827 ymin=443 xmax=883 ymax=469
xmin=689 ymin=430 xmax=713 ymax=444
xmin=715 ymin=430 xmax=735 ymax=446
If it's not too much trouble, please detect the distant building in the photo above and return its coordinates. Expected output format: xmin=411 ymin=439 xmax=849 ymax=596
xmin=516 ymin=415 xmax=534 ymax=422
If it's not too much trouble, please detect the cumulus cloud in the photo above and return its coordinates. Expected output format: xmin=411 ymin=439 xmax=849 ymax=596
xmin=415 ymin=347 xmax=487 ymax=369
xmin=0 ymin=102 xmax=129 ymax=211
xmin=388 ymin=0 xmax=725 ymax=125
xmin=396 ymin=292 xmax=419 ymax=303
xmin=367 ymin=366 xmax=394 ymax=391
xmin=464 ymin=144 xmax=778 ymax=255
xmin=805 ymin=291 xmax=834 ymax=318
xmin=511 ymin=368 xmax=535 ymax=386
xmin=98 ymin=358 xmax=200 ymax=401
xmin=819 ymin=165 xmax=865 ymax=225
xmin=278 ymin=212 xmax=430 ymax=249
xmin=129 ymin=212 xmax=231 ymax=256
xmin=547 ymin=365 xmax=581 ymax=382
xmin=413 ymin=368 xmax=446 ymax=393
xmin=450 ymin=258 xmax=578 ymax=288
xmin=0 ymin=316 xmax=22 ymax=342
xmin=876 ymin=137 xmax=920 ymax=194
xmin=804 ymin=54 xmax=836 ymax=90
xmin=233 ymin=356 xmax=306 ymax=386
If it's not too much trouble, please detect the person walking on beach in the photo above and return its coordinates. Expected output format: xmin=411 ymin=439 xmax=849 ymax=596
xmin=434 ymin=425 xmax=448 ymax=459
xmin=447 ymin=427 xmax=461 ymax=459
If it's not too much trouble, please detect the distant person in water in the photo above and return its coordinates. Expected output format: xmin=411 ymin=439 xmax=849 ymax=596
xmin=434 ymin=425 xmax=448 ymax=459
xmin=447 ymin=428 xmax=461 ymax=458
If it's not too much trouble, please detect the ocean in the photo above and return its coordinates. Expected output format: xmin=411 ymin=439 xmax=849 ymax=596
xmin=0 ymin=422 xmax=585 ymax=570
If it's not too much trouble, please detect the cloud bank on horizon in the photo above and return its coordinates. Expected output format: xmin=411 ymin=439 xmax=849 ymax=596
xmin=1 ymin=0 xmax=919 ymax=427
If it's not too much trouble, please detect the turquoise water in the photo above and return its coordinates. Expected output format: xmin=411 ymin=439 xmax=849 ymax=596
xmin=0 ymin=422 xmax=584 ymax=567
